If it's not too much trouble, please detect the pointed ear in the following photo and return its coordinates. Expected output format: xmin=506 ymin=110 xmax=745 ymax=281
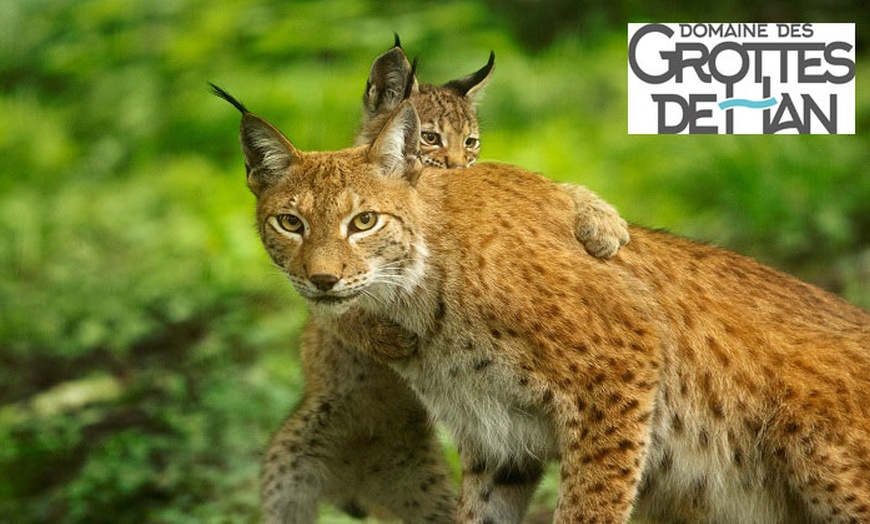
xmin=239 ymin=113 xmax=300 ymax=196
xmin=363 ymin=40 xmax=419 ymax=117
xmin=210 ymin=83 xmax=300 ymax=196
xmin=442 ymin=51 xmax=495 ymax=100
xmin=368 ymin=100 xmax=422 ymax=184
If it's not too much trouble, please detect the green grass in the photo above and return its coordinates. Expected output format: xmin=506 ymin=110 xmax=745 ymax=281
xmin=1 ymin=0 xmax=867 ymax=521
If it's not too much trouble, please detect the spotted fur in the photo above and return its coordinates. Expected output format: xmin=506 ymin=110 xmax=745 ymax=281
xmin=225 ymin=96 xmax=870 ymax=523
xmin=254 ymin=41 xmax=628 ymax=523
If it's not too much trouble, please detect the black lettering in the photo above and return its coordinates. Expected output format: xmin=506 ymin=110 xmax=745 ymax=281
xmin=797 ymin=49 xmax=825 ymax=83
xmin=765 ymin=93 xmax=807 ymax=133
xmin=689 ymin=94 xmax=718 ymax=134
xmin=674 ymin=43 xmax=711 ymax=83
xmin=653 ymin=94 xmax=690 ymax=134
xmin=824 ymin=42 xmax=856 ymax=84
xmin=803 ymin=94 xmax=837 ymax=133
xmin=709 ymin=42 xmax=750 ymax=85
xmin=629 ymin=24 xmax=676 ymax=84
xmin=653 ymin=94 xmax=719 ymax=134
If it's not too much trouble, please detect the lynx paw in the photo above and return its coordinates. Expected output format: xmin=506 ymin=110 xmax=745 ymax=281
xmin=322 ymin=311 xmax=419 ymax=361
xmin=372 ymin=321 xmax=419 ymax=359
xmin=560 ymin=183 xmax=630 ymax=259
xmin=574 ymin=207 xmax=630 ymax=259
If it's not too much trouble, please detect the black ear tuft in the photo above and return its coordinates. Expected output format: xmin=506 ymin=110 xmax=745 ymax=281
xmin=209 ymin=82 xmax=298 ymax=196
xmin=393 ymin=32 xmax=402 ymax=48
xmin=209 ymin=83 xmax=249 ymax=114
xmin=442 ymin=51 xmax=496 ymax=97
xmin=403 ymin=57 xmax=418 ymax=100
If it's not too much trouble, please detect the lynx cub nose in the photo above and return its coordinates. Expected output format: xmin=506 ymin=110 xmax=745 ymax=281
xmin=309 ymin=274 xmax=339 ymax=291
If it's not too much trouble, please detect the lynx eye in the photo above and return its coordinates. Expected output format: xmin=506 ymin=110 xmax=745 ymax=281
xmin=276 ymin=214 xmax=304 ymax=234
xmin=421 ymin=131 xmax=442 ymax=146
xmin=350 ymin=212 xmax=378 ymax=233
xmin=465 ymin=137 xmax=480 ymax=149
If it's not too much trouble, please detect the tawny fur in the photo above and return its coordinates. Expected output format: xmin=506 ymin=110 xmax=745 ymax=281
xmin=236 ymin=101 xmax=870 ymax=524
xmin=259 ymin=43 xmax=629 ymax=523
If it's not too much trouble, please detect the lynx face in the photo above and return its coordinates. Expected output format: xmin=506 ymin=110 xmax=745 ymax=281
xmin=413 ymin=85 xmax=481 ymax=168
xmin=356 ymin=42 xmax=493 ymax=169
xmin=225 ymin=92 xmax=428 ymax=315
xmin=259 ymin=161 xmax=424 ymax=313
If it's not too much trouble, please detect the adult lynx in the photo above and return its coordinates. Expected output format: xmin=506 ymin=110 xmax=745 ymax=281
xmin=257 ymin=40 xmax=628 ymax=523
xmin=216 ymin=88 xmax=870 ymax=523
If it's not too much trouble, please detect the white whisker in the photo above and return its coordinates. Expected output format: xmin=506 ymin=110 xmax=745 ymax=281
xmin=361 ymin=288 xmax=391 ymax=309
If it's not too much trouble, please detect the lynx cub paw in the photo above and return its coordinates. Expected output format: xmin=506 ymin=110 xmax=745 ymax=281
xmin=560 ymin=183 xmax=630 ymax=259
xmin=370 ymin=320 xmax=420 ymax=358
xmin=325 ymin=311 xmax=419 ymax=361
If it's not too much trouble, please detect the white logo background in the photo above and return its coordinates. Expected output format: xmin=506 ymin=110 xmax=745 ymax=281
xmin=628 ymin=23 xmax=855 ymax=134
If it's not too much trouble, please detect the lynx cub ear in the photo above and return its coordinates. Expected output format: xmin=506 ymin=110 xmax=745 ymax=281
xmin=368 ymin=100 xmax=422 ymax=184
xmin=363 ymin=36 xmax=419 ymax=118
xmin=209 ymin=83 xmax=300 ymax=196
xmin=442 ymin=51 xmax=495 ymax=100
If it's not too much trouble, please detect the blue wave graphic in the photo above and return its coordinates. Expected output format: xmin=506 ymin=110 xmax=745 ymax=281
xmin=718 ymin=97 xmax=777 ymax=110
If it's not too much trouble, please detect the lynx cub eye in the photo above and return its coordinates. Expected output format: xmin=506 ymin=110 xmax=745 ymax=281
xmin=421 ymin=131 xmax=442 ymax=146
xmin=276 ymin=214 xmax=304 ymax=234
xmin=465 ymin=137 xmax=480 ymax=149
xmin=350 ymin=211 xmax=378 ymax=233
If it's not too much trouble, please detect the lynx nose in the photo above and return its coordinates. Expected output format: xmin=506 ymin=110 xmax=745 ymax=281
xmin=309 ymin=274 xmax=339 ymax=291
xmin=445 ymin=154 xmax=467 ymax=169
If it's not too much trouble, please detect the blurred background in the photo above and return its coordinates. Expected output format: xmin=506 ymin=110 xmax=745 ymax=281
xmin=1 ymin=0 xmax=867 ymax=522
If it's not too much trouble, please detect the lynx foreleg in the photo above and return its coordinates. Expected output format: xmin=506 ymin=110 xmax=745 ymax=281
xmin=261 ymin=321 xmax=455 ymax=523
xmin=550 ymin=382 xmax=657 ymax=523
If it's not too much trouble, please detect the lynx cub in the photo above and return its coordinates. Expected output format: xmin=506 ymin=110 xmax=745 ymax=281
xmin=256 ymin=40 xmax=628 ymax=523
xmin=357 ymin=37 xmax=489 ymax=170
xmin=217 ymin=88 xmax=870 ymax=523
xmin=356 ymin=37 xmax=627 ymax=258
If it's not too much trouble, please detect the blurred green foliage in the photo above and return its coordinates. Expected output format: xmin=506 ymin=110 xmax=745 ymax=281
xmin=1 ymin=0 xmax=867 ymax=521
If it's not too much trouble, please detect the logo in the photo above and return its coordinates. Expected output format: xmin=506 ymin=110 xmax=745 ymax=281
xmin=628 ymin=23 xmax=855 ymax=134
